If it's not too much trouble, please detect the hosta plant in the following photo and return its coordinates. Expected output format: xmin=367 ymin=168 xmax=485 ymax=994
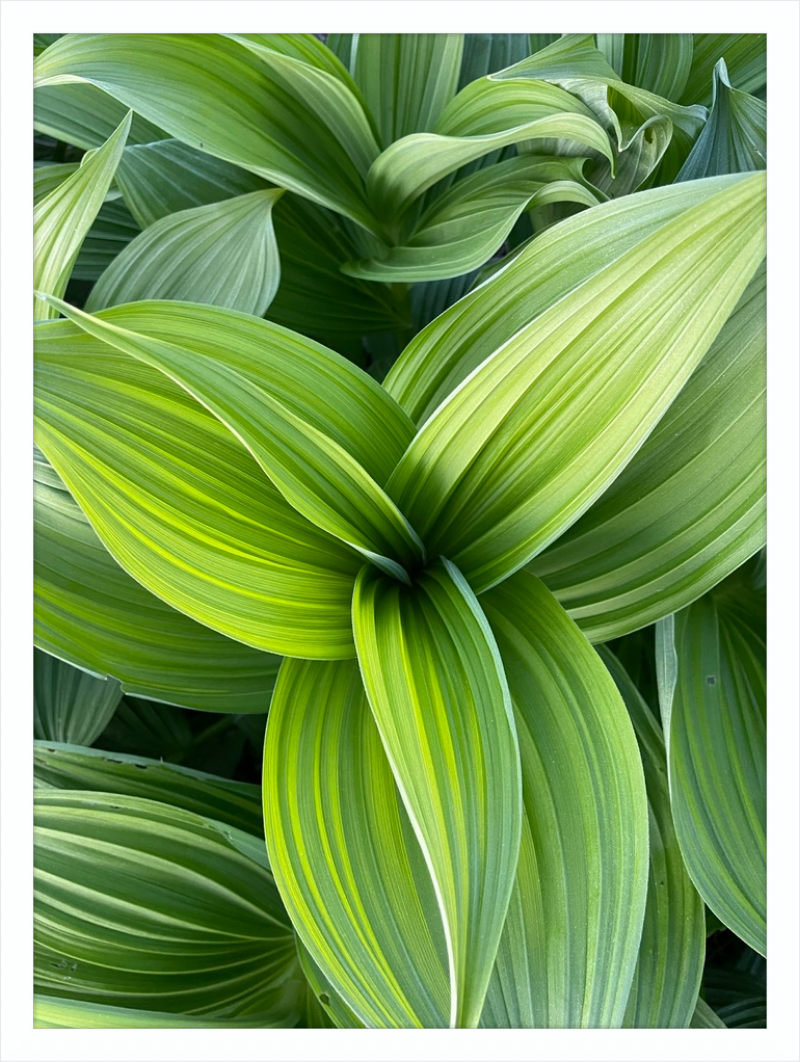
xmin=33 ymin=32 xmax=766 ymax=1030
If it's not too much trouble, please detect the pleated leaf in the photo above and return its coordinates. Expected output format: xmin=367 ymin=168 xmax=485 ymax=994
xmin=677 ymin=59 xmax=766 ymax=181
xmin=34 ymin=741 xmax=263 ymax=837
xmin=34 ymin=80 xmax=166 ymax=149
xmin=530 ymin=262 xmax=765 ymax=642
xmin=34 ymin=791 xmax=297 ymax=1017
xmin=352 ymin=559 xmax=522 ymax=1028
xmin=263 ymin=658 xmax=451 ymax=1029
xmin=479 ymin=572 xmax=649 ymax=1028
xmin=34 ymin=319 xmax=362 ymax=659
xmin=34 ymin=994 xmax=299 ymax=1029
xmin=681 ymin=35 xmax=766 ymax=106
xmin=599 ymin=648 xmax=705 ymax=1028
xmin=34 ymin=650 xmax=123 ymax=746
xmin=387 ymin=173 xmax=766 ymax=594
xmin=39 ymin=297 xmax=423 ymax=580
xmin=33 ymin=161 xmax=80 ymax=203
xmin=86 ymin=190 xmax=285 ymax=316
xmin=71 ymin=198 xmax=140 ymax=281
xmin=595 ymin=34 xmax=693 ymax=100
xmin=33 ymin=111 xmax=130 ymax=319
xmin=690 ymin=997 xmax=727 ymax=1028
xmin=34 ymin=447 xmax=280 ymax=711
xmin=657 ymin=573 xmax=766 ymax=955
xmin=458 ymin=34 xmax=532 ymax=90
xmin=34 ymin=34 xmax=382 ymax=230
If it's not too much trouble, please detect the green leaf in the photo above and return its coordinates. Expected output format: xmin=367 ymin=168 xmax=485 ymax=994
xmin=599 ymin=648 xmax=705 ymax=1028
xmin=657 ymin=575 xmax=766 ymax=956
xmin=86 ymin=189 xmax=285 ymax=316
xmin=352 ymin=559 xmax=522 ymax=1028
xmin=295 ymin=937 xmax=364 ymax=1029
xmin=71 ymin=198 xmax=140 ymax=281
xmin=35 ymin=34 xmax=382 ymax=229
xmin=264 ymin=658 xmax=451 ymax=1028
xmin=95 ymin=696 xmax=193 ymax=761
xmin=690 ymin=997 xmax=727 ymax=1028
xmin=681 ymin=35 xmax=766 ymax=106
xmin=387 ymin=173 xmax=765 ymax=594
xmin=39 ymin=297 xmax=423 ymax=580
xmin=353 ymin=35 xmax=464 ymax=148
xmin=596 ymin=34 xmax=693 ymax=100
xmin=530 ymin=262 xmax=765 ymax=642
xmin=677 ymin=59 xmax=766 ymax=181
xmin=34 ymin=791 xmax=297 ymax=1017
xmin=34 ymin=994 xmax=299 ymax=1028
xmin=34 ymin=741 xmax=264 ymax=837
xmin=34 ymin=111 xmax=131 ymax=319
xmin=34 ymin=650 xmax=123 ymax=745
xmin=458 ymin=35 xmax=532 ymax=90
xmin=34 ymin=80 xmax=166 ymax=149
xmin=703 ymin=968 xmax=766 ymax=1028
xmin=34 ymin=319 xmax=362 ymax=659
xmin=34 ymin=447 xmax=280 ymax=712
xmin=33 ymin=161 xmax=80 ymax=203
xmin=479 ymin=572 xmax=649 ymax=1027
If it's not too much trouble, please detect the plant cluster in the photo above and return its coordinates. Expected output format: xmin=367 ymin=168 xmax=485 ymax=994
xmin=33 ymin=32 xmax=766 ymax=1030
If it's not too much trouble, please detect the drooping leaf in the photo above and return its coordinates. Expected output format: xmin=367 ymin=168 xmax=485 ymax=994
xmin=479 ymin=572 xmax=649 ymax=1028
xmin=530 ymin=262 xmax=765 ymax=642
xmin=657 ymin=571 xmax=766 ymax=956
xmin=595 ymin=34 xmax=693 ymax=100
xmin=34 ymin=650 xmax=123 ymax=745
xmin=263 ymin=658 xmax=451 ymax=1029
xmin=599 ymin=648 xmax=705 ymax=1028
xmin=86 ymin=190 xmax=285 ymax=316
xmin=387 ymin=173 xmax=765 ymax=594
xmin=34 ymin=111 xmax=130 ymax=318
xmin=677 ymin=59 xmax=766 ymax=181
xmin=34 ymin=446 xmax=281 ymax=712
xmin=681 ymin=35 xmax=766 ymax=106
xmin=34 ymin=319 xmax=362 ymax=659
xmin=352 ymin=559 xmax=521 ymax=1028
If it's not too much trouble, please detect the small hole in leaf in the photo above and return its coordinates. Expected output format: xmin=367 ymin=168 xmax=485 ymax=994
xmin=319 ymin=993 xmax=330 ymax=1006
xmin=706 ymin=675 xmax=717 ymax=685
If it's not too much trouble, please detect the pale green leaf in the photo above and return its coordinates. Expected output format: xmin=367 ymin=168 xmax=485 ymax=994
xmin=33 ymin=161 xmax=80 ymax=203
xmin=34 ymin=650 xmax=123 ymax=745
xmin=352 ymin=559 xmax=521 ymax=1028
xmin=34 ymin=994 xmax=299 ymax=1028
xmin=34 ymin=80 xmax=166 ymax=149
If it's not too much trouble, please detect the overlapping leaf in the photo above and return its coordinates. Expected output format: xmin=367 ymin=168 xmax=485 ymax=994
xmin=681 ymin=35 xmax=766 ymax=106
xmin=596 ymin=34 xmax=693 ymax=100
xmin=34 ymin=650 xmax=123 ymax=745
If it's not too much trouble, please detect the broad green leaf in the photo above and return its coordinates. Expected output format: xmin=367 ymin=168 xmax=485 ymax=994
xmin=71 ymin=198 xmax=140 ymax=281
xmin=34 ymin=111 xmax=130 ymax=319
xmin=596 ymin=34 xmax=693 ymax=100
xmin=295 ymin=937 xmax=364 ymax=1029
xmin=34 ymin=791 xmax=296 ymax=1017
xmin=34 ymin=81 xmax=166 ymax=149
xmin=40 ymin=297 xmax=423 ymax=580
xmin=232 ymin=32 xmax=367 ymax=97
xmin=458 ymin=34 xmax=532 ymax=90
xmin=366 ymin=78 xmax=613 ymax=225
xmin=34 ymin=319 xmax=362 ymax=659
xmin=33 ymin=161 xmax=80 ymax=203
xmin=353 ymin=35 xmax=464 ymax=148
xmin=94 ymin=696 xmax=193 ymax=761
xmin=530 ymin=263 xmax=765 ymax=641
xmin=34 ymin=650 xmax=123 ymax=745
xmin=677 ymin=59 xmax=766 ymax=181
xmin=34 ymin=741 xmax=263 ymax=837
xmin=690 ymin=997 xmax=727 ymax=1028
xmin=352 ymin=559 xmax=521 ymax=1028
xmin=387 ymin=173 xmax=765 ymax=594
xmin=86 ymin=189 xmax=285 ymax=316
xmin=264 ymin=658 xmax=451 ymax=1028
xmin=681 ymin=35 xmax=766 ymax=106
xmin=35 ymin=34 xmax=382 ymax=230
xmin=479 ymin=572 xmax=649 ymax=1028
xmin=34 ymin=447 xmax=281 ymax=712
xmin=599 ymin=648 xmax=704 ymax=1028
xmin=344 ymin=155 xmax=601 ymax=282
xmin=34 ymin=994 xmax=298 ymax=1029
xmin=657 ymin=573 xmax=766 ymax=955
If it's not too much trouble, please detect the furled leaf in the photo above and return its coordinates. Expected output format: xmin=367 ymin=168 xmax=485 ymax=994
xmin=596 ymin=34 xmax=693 ymax=100
xmin=681 ymin=35 xmax=766 ymax=106
xmin=34 ymin=791 xmax=297 ymax=1017
xmin=34 ymin=320 xmax=362 ymax=659
xmin=35 ymin=34 xmax=382 ymax=229
xmin=34 ymin=111 xmax=130 ymax=318
xmin=34 ymin=650 xmax=123 ymax=745
xmin=34 ymin=446 xmax=281 ymax=712
xmin=34 ymin=741 xmax=263 ymax=837
xmin=657 ymin=572 xmax=766 ymax=955
xmin=387 ymin=173 xmax=765 ymax=594
xmin=86 ymin=190 xmax=285 ymax=316
xmin=599 ymin=648 xmax=705 ymax=1028
xmin=353 ymin=559 xmax=521 ymax=1028
xmin=530 ymin=262 xmax=765 ymax=641
xmin=479 ymin=572 xmax=649 ymax=1027
xmin=677 ymin=59 xmax=766 ymax=181
xmin=39 ymin=297 xmax=423 ymax=581
xmin=263 ymin=658 xmax=451 ymax=1028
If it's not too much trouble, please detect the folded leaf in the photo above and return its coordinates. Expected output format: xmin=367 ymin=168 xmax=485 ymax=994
xmin=34 ymin=320 xmax=362 ymax=658
xmin=34 ymin=111 xmax=130 ymax=319
xmin=34 ymin=650 xmax=123 ymax=745
xmin=530 ymin=262 xmax=765 ymax=641
xmin=681 ymin=35 xmax=766 ymax=106
xmin=264 ymin=658 xmax=451 ymax=1028
xmin=353 ymin=559 xmax=521 ymax=1028
xmin=86 ymin=189 xmax=285 ymax=316
xmin=479 ymin=572 xmax=649 ymax=1027
xmin=388 ymin=173 xmax=765 ymax=594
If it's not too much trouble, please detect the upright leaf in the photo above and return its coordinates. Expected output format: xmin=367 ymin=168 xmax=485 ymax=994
xmin=34 ymin=650 xmax=123 ymax=745
xmin=681 ymin=35 xmax=766 ymax=105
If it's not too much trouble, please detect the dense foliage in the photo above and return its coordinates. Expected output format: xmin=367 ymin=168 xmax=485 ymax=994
xmin=33 ymin=32 xmax=766 ymax=1030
